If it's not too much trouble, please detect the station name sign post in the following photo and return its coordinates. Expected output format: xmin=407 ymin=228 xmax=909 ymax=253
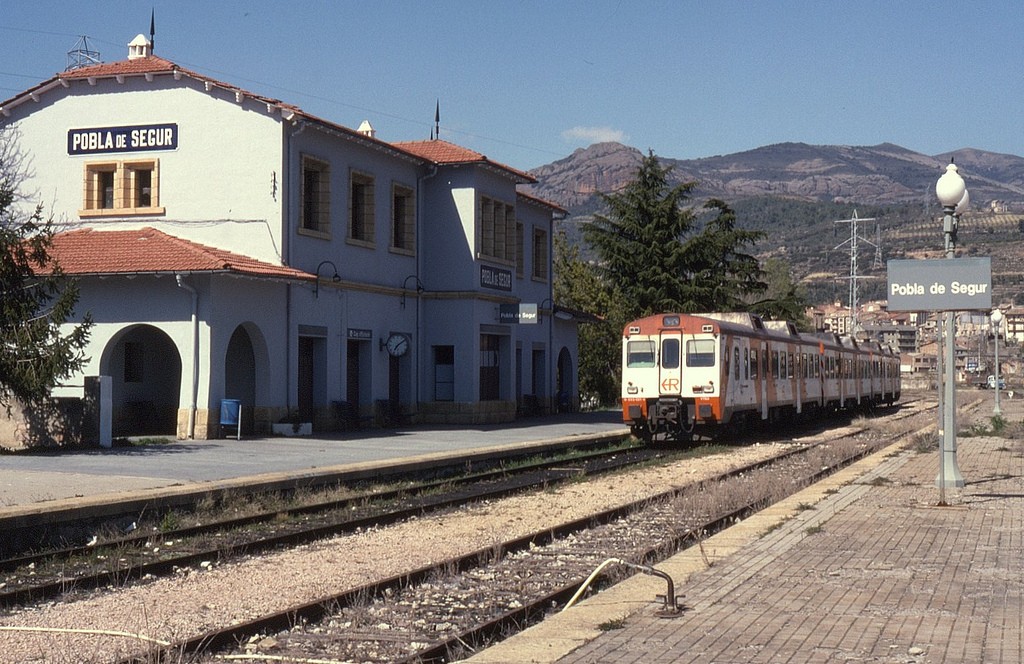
xmin=887 ymin=256 xmax=991 ymax=497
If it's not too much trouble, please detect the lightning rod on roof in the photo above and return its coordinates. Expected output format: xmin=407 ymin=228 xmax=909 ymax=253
xmin=434 ymin=99 xmax=440 ymax=140
xmin=150 ymin=8 xmax=156 ymax=51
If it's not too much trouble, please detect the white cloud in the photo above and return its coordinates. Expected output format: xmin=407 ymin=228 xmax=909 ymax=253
xmin=561 ymin=125 xmax=628 ymax=145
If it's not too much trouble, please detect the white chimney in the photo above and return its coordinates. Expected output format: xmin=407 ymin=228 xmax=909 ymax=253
xmin=128 ymin=34 xmax=152 ymax=60
xmin=357 ymin=120 xmax=376 ymax=139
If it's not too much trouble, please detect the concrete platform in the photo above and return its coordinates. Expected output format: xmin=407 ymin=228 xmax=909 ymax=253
xmin=0 ymin=411 xmax=628 ymax=518
xmin=467 ymin=391 xmax=1024 ymax=663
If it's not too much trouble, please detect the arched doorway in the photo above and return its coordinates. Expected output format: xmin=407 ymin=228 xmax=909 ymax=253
xmin=225 ymin=325 xmax=257 ymax=434
xmin=101 ymin=325 xmax=182 ymax=437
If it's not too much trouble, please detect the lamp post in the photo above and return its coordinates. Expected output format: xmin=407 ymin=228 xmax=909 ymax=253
xmin=991 ymin=308 xmax=1003 ymax=415
xmin=935 ymin=161 xmax=967 ymax=496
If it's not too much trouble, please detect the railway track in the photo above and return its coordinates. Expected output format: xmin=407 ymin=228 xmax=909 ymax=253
xmin=0 ymin=440 xmax=648 ymax=607
xmin=0 ymin=400 xmax=935 ymax=663
xmin=158 ymin=403 xmax=929 ymax=663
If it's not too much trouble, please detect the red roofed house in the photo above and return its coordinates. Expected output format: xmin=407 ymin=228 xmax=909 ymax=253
xmin=1 ymin=34 xmax=578 ymax=444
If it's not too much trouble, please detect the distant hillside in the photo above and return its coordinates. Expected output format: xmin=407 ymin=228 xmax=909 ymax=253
xmin=526 ymin=141 xmax=1024 ymax=307
xmin=527 ymin=141 xmax=1024 ymax=210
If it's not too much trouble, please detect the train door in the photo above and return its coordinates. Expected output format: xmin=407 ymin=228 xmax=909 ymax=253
xmin=735 ymin=338 xmax=754 ymax=409
xmin=794 ymin=348 xmax=802 ymax=413
xmin=759 ymin=341 xmax=769 ymax=420
xmin=658 ymin=331 xmax=683 ymax=399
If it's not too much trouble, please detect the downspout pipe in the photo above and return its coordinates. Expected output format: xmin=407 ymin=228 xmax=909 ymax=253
xmin=414 ymin=164 xmax=438 ymax=412
xmin=176 ymin=274 xmax=199 ymax=439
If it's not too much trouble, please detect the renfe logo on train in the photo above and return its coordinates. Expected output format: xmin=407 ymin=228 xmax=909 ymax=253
xmin=67 ymin=123 xmax=178 ymax=155
xmin=886 ymin=257 xmax=991 ymax=312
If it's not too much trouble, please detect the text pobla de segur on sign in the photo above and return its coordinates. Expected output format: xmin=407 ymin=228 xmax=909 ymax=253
xmin=886 ymin=257 xmax=991 ymax=312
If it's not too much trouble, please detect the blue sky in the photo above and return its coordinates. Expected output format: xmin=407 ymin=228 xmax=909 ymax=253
xmin=2 ymin=1 xmax=1022 ymax=170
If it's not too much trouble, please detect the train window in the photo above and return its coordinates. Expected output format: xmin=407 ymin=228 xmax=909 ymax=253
xmin=734 ymin=347 xmax=740 ymax=379
xmin=626 ymin=340 xmax=656 ymax=368
xmin=750 ymin=349 xmax=758 ymax=379
xmin=743 ymin=348 xmax=749 ymax=380
xmin=772 ymin=351 xmax=780 ymax=379
xmin=662 ymin=338 xmax=680 ymax=369
xmin=788 ymin=353 xmax=794 ymax=379
xmin=685 ymin=339 xmax=716 ymax=367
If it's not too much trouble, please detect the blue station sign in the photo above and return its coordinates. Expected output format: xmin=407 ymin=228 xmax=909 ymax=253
xmin=68 ymin=123 xmax=178 ymax=155
xmin=887 ymin=257 xmax=992 ymax=312
xmin=480 ymin=265 xmax=513 ymax=292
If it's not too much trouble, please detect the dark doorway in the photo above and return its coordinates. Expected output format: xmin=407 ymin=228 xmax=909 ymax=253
xmin=480 ymin=334 xmax=500 ymax=401
xmin=225 ymin=326 xmax=256 ymax=433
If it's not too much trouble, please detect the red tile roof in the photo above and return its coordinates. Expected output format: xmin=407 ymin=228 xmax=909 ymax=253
xmin=517 ymin=190 xmax=568 ymax=214
xmin=59 ymin=55 xmax=180 ymax=79
xmin=393 ymin=139 xmax=535 ymax=183
xmin=42 ymin=228 xmax=314 ymax=282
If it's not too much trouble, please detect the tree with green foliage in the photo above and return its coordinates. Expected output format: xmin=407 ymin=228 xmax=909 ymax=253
xmin=584 ymin=151 xmax=768 ymax=318
xmin=553 ymin=231 xmax=626 ymax=406
xmin=684 ymin=198 xmax=767 ymax=312
xmin=1 ymin=127 xmax=92 ymax=411
xmin=748 ymin=257 xmax=813 ymax=329
xmin=583 ymin=150 xmax=701 ymax=319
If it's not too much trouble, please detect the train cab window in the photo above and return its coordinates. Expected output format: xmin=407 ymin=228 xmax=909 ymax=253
xmin=788 ymin=353 xmax=794 ymax=379
xmin=750 ymin=349 xmax=758 ymax=379
xmin=685 ymin=339 xmax=716 ymax=367
xmin=744 ymin=348 xmax=749 ymax=380
xmin=626 ymin=340 xmax=656 ymax=368
xmin=661 ymin=338 xmax=680 ymax=369
xmin=733 ymin=347 xmax=740 ymax=379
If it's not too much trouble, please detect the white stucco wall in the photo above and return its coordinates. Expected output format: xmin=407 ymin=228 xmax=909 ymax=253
xmin=8 ymin=76 xmax=285 ymax=264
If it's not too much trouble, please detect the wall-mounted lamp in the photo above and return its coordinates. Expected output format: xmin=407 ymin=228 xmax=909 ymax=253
xmin=400 ymin=275 xmax=425 ymax=309
xmin=314 ymin=260 xmax=341 ymax=299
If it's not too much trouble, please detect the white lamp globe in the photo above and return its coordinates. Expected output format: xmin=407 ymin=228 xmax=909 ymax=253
xmin=955 ymin=188 xmax=970 ymax=216
xmin=991 ymin=308 xmax=1003 ymax=326
xmin=936 ymin=162 xmax=966 ymax=207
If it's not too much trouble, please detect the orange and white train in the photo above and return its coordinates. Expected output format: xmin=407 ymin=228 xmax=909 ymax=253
xmin=621 ymin=312 xmax=901 ymax=442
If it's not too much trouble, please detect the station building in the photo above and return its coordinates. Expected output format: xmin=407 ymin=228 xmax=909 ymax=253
xmin=1 ymin=34 xmax=581 ymax=441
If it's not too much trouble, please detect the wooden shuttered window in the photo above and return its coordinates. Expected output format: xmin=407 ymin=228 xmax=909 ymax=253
xmin=391 ymin=183 xmax=415 ymax=252
xmin=350 ymin=170 xmax=375 ymax=243
xmin=480 ymin=195 xmax=516 ymax=263
xmin=300 ymin=155 xmax=331 ymax=235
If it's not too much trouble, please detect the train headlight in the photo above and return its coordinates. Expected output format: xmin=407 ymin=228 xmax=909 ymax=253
xmin=692 ymin=383 xmax=714 ymax=394
xmin=626 ymin=386 xmax=639 ymax=395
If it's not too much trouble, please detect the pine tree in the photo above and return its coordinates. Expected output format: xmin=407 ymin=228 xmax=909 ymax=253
xmin=584 ymin=150 xmax=699 ymax=318
xmin=584 ymin=152 xmax=768 ymax=317
xmin=1 ymin=127 xmax=92 ymax=411
xmin=683 ymin=198 xmax=767 ymax=311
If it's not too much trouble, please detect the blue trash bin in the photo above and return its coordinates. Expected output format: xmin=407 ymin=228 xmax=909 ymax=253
xmin=220 ymin=399 xmax=241 ymax=439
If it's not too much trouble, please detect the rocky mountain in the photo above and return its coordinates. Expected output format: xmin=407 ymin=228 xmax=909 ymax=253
xmin=526 ymin=142 xmax=1024 ymax=307
xmin=527 ymin=141 xmax=1024 ymax=213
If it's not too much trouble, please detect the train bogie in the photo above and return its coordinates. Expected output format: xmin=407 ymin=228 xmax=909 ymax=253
xmin=621 ymin=313 xmax=901 ymax=443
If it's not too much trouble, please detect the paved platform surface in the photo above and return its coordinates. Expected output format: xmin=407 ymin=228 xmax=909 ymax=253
xmin=468 ymin=392 xmax=1024 ymax=664
xmin=0 ymin=411 xmax=628 ymax=511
